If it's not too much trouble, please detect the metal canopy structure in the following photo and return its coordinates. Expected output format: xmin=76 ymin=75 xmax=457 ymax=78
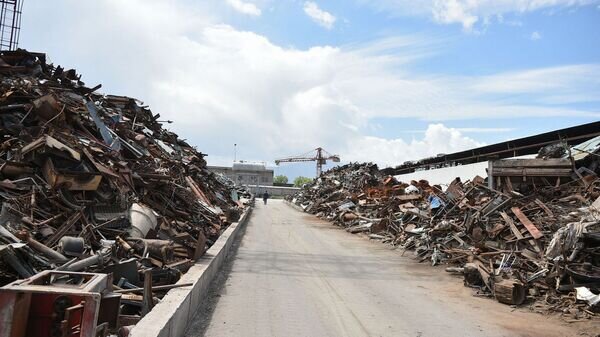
xmin=0 ymin=0 xmax=23 ymax=51
xmin=275 ymin=147 xmax=341 ymax=177
xmin=382 ymin=120 xmax=600 ymax=176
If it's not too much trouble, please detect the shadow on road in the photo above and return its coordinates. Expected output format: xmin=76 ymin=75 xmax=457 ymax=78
xmin=184 ymin=212 xmax=250 ymax=337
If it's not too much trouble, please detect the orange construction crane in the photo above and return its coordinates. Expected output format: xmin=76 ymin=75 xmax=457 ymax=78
xmin=275 ymin=147 xmax=340 ymax=177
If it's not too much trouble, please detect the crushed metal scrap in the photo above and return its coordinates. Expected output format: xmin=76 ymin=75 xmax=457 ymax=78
xmin=0 ymin=49 xmax=251 ymax=336
xmin=289 ymin=142 xmax=600 ymax=322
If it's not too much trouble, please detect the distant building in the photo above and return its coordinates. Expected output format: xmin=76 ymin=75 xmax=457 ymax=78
xmin=208 ymin=161 xmax=274 ymax=186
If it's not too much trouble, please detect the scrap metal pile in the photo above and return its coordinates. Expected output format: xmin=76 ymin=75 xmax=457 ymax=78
xmin=290 ymin=151 xmax=600 ymax=321
xmin=0 ymin=50 xmax=248 ymax=335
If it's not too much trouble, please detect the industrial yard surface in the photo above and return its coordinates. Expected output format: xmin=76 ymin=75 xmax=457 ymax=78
xmin=186 ymin=200 xmax=597 ymax=337
xmin=1 ymin=2 xmax=599 ymax=336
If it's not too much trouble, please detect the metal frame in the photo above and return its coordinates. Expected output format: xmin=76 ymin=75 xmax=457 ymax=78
xmin=383 ymin=121 xmax=600 ymax=176
xmin=275 ymin=147 xmax=341 ymax=177
xmin=0 ymin=0 xmax=23 ymax=51
xmin=0 ymin=271 xmax=111 ymax=337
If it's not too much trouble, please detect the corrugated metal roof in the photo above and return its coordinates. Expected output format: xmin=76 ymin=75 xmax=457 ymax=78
xmin=570 ymin=135 xmax=600 ymax=161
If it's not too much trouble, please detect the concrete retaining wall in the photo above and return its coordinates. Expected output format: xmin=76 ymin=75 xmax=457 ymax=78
xmin=130 ymin=207 xmax=253 ymax=337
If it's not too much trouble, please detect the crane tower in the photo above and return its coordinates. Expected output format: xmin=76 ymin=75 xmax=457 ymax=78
xmin=0 ymin=0 xmax=24 ymax=51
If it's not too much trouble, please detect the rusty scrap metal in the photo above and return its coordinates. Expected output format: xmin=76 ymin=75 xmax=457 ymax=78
xmin=289 ymin=153 xmax=600 ymax=320
xmin=0 ymin=49 xmax=252 ymax=334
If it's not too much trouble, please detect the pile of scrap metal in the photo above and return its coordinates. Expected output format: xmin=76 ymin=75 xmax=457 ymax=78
xmin=212 ymin=171 xmax=253 ymax=202
xmin=289 ymin=142 xmax=600 ymax=321
xmin=0 ymin=49 xmax=249 ymax=336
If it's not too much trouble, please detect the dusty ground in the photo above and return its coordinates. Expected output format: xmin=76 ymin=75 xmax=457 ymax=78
xmin=185 ymin=200 xmax=598 ymax=337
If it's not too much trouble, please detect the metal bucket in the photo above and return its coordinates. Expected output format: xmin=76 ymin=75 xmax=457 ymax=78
xmin=128 ymin=203 xmax=157 ymax=239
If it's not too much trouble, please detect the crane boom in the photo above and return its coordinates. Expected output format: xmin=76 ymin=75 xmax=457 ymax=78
xmin=275 ymin=147 xmax=340 ymax=177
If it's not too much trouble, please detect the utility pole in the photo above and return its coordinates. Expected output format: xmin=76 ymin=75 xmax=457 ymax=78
xmin=232 ymin=144 xmax=237 ymax=188
xmin=233 ymin=143 xmax=237 ymax=163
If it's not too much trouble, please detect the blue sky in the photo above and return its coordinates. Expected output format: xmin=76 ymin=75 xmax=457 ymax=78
xmin=19 ymin=1 xmax=600 ymax=179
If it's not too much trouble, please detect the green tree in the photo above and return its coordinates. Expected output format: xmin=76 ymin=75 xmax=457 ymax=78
xmin=293 ymin=176 xmax=313 ymax=187
xmin=273 ymin=175 xmax=289 ymax=184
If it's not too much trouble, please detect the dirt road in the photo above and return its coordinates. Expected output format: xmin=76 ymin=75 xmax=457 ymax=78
xmin=186 ymin=200 xmax=595 ymax=337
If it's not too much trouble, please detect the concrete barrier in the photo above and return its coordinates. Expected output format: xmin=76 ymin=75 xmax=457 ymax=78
xmin=130 ymin=206 xmax=253 ymax=337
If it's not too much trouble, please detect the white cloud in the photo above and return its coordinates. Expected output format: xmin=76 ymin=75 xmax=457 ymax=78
xmin=361 ymin=0 xmax=600 ymax=31
xmin=530 ymin=31 xmax=542 ymax=40
xmin=470 ymin=64 xmax=600 ymax=99
xmin=20 ymin=0 xmax=600 ymax=172
xmin=226 ymin=0 xmax=261 ymax=16
xmin=303 ymin=1 xmax=336 ymax=29
xmin=345 ymin=124 xmax=484 ymax=167
xmin=457 ymin=127 xmax=515 ymax=133
xmin=433 ymin=0 xmax=479 ymax=31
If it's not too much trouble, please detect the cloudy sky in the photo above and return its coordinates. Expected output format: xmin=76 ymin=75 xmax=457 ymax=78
xmin=20 ymin=0 xmax=600 ymax=178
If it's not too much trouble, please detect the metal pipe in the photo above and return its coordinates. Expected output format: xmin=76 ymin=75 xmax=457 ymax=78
xmin=114 ymin=282 xmax=193 ymax=294
xmin=61 ymin=254 xmax=103 ymax=272
xmin=16 ymin=230 xmax=68 ymax=263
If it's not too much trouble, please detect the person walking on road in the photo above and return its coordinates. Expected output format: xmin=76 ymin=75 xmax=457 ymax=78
xmin=263 ymin=191 xmax=270 ymax=205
